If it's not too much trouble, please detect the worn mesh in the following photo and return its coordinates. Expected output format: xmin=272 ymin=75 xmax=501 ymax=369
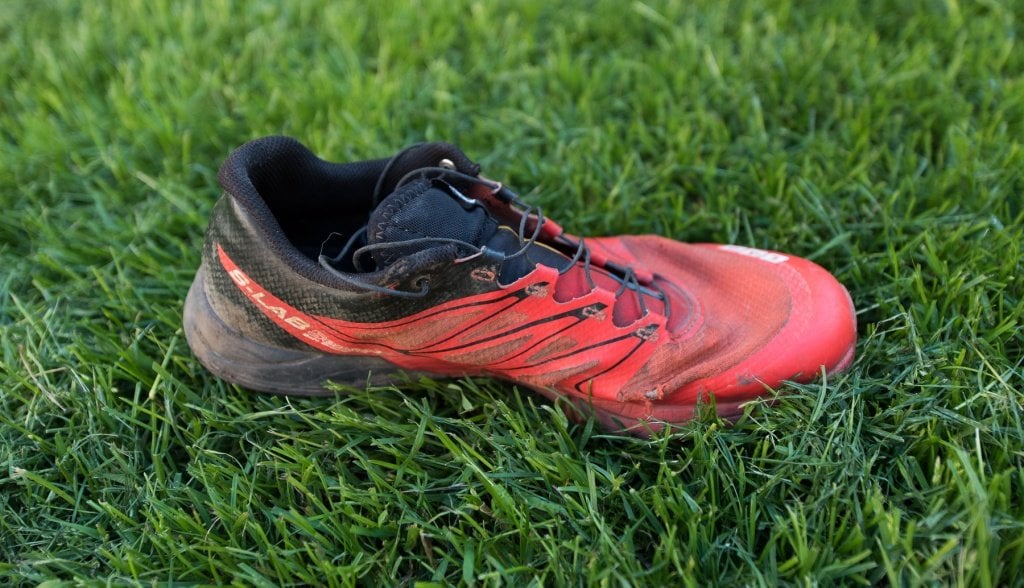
xmin=366 ymin=180 xmax=497 ymax=268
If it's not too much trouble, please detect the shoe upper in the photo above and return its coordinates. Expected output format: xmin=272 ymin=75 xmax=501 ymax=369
xmin=201 ymin=136 xmax=857 ymax=417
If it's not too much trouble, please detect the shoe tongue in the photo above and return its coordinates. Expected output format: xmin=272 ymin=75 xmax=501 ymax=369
xmin=366 ymin=179 xmax=498 ymax=269
xmin=378 ymin=142 xmax=480 ymax=196
xmin=366 ymin=177 xmax=572 ymax=282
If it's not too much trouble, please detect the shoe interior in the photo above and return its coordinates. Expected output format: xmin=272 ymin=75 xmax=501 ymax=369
xmin=222 ymin=137 xmax=386 ymax=265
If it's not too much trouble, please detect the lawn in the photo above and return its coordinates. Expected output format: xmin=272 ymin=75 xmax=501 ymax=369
xmin=2 ymin=0 xmax=1022 ymax=585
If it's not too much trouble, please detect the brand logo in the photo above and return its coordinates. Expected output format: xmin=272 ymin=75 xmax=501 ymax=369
xmin=218 ymin=244 xmax=354 ymax=353
xmin=228 ymin=269 xmax=312 ymax=330
xmin=719 ymin=245 xmax=789 ymax=264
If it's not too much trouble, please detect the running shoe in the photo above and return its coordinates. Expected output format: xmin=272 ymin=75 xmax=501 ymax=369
xmin=183 ymin=136 xmax=857 ymax=435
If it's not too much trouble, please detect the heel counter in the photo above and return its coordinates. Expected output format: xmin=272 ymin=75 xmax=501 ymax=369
xmin=199 ymin=196 xmax=307 ymax=350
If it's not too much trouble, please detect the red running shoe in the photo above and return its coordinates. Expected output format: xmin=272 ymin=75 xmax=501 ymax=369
xmin=184 ymin=136 xmax=857 ymax=435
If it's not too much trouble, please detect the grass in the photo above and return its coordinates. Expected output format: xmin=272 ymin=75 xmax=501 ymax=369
xmin=1 ymin=0 xmax=1022 ymax=585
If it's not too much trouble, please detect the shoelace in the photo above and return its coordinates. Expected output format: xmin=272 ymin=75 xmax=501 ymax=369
xmin=321 ymin=163 xmax=671 ymax=320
